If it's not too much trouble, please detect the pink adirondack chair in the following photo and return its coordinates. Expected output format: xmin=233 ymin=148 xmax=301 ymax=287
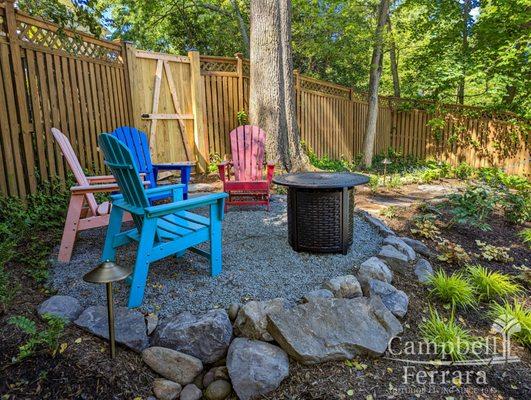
xmin=51 ymin=128 xmax=133 ymax=262
xmin=217 ymin=125 xmax=275 ymax=211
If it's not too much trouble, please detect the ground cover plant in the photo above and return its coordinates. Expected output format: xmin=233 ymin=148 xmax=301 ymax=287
xmin=420 ymin=307 xmax=483 ymax=362
xmin=467 ymin=265 xmax=521 ymax=301
xmin=427 ymin=270 xmax=476 ymax=309
xmin=488 ymin=300 xmax=531 ymax=348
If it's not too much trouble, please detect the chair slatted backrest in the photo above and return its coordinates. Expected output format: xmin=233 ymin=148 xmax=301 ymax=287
xmin=51 ymin=128 xmax=98 ymax=215
xmin=229 ymin=125 xmax=266 ymax=181
xmin=111 ymin=127 xmax=156 ymax=187
xmin=98 ymin=134 xmax=149 ymax=229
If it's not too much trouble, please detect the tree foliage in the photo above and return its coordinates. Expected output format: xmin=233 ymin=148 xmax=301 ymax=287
xmin=18 ymin=1 xmax=530 ymax=117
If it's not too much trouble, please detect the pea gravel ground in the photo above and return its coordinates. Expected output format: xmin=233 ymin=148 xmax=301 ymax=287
xmin=50 ymin=195 xmax=383 ymax=317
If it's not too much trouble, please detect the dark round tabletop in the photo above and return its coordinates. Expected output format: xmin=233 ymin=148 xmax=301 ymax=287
xmin=272 ymin=172 xmax=370 ymax=189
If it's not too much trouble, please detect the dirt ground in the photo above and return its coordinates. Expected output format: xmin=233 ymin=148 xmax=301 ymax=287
xmin=1 ymin=175 xmax=529 ymax=399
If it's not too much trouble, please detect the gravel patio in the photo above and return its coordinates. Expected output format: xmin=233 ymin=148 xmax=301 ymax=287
xmin=50 ymin=194 xmax=383 ymax=317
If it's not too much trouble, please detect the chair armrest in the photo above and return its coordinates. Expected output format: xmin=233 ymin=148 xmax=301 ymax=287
xmin=266 ymin=163 xmax=275 ymax=185
xmin=217 ymin=162 xmax=229 ymax=182
xmin=86 ymin=175 xmax=116 ymax=184
xmin=70 ymin=183 xmax=120 ymax=194
xmin=153 ymin=163 xmax=196 ymax=170
xmin=145 ymin=184 xmax=185 ymax=201
xmin=145 ymin=192 xmax=228 ymax=218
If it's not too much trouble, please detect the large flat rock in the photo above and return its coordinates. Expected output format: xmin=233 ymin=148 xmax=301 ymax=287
xmin=74 ymin=306 xmax=149 ymax=351
xmin=267 ymin=297 xmax=402 ymax=364
xmin=152 ymin=309 xmax=232 ymax=364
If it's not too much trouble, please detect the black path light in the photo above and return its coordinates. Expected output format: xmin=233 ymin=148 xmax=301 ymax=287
xmin=83 ymin=261 xmax=131 ymax=359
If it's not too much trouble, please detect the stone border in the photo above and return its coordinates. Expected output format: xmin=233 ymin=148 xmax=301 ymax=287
xmin=37 ymin=213 xmax=434 ymax=400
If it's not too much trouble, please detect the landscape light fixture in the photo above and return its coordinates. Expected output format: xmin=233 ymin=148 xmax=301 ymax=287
xmin=381 ymin=158 xmax=392 ymax=184
xmin=83 ymin=261 xmax=131 ymax=359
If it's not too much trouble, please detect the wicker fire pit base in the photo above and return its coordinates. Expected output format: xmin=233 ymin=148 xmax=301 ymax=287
xmin=273 ymin=172 xmax=369 ymax=254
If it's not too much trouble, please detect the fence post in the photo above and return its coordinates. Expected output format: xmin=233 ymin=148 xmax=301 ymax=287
xmin=121 ymin=41 xmax=136 ymax=127
xmin=294 ymin=69 xmax=301 ymax=131
xmin=5 ymin=0 xmax=36 ymax=197
xmin=235 ymin=52 xmax=244 ymax=112
xmin=188 ymin=51 xmax=208 ymax=172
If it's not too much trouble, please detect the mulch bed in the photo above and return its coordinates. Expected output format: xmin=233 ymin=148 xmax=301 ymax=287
xmin=1 ymin=183 xmax=530 ymax=399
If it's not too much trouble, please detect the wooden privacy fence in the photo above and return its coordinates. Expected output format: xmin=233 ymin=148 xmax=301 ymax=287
xmin=0 ymin=0 xmax=131 ymax=199
xmin=0 ymin=1 xmax=529 ymax=199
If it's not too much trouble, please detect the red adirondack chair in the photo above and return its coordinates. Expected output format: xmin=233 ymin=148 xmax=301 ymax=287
xmin=217 ymin=125 xmax=275 ymax=211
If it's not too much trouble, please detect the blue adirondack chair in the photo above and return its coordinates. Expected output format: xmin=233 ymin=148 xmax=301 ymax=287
xmin=98 ymin=133 xmax=228 ymax=308
xmin=111 ymin=126 xmax=195 ymax=200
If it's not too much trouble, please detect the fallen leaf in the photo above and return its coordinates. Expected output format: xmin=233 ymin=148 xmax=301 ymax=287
xmin=59 ymin=342 xmax=68 ymax=353
xmin=74 ymin=338 xmax=82 ymax=344
xmin=387 ymin=367 xmax=393 ymax=373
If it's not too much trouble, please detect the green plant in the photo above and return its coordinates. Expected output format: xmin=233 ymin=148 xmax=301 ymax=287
xmin=208 ymin=153 xmax=223 ymax=173
xmin=447 ymin=185 xmax=497 ymax=231
xmin=501 ymin=190 xmax=531 ymax=225
xmin=0 ymin=264 xmax=18 ymax=313
xmin=236 ymin=110 xmax=248 ymax=125
xmin=8 ymin=314 xmax=66 ymax=361
xmin=0 ymin=180 xmax=70 ymax=283
xmin=476 ymin=240 xmax=513 ymax=263
xmin=436 ymin=239 xmax=471 ymax=265
xmin=489 ymin=300 xmax=531 ymax=347
xmin=453 ymin=162 xmax=475 ymax=180
xmin=411 ymin=218 xmax=441 ymax=240
xmin=368 ymin=175 xmax=379 ymax=192
xmin=420 ymin=307 xmax=484 ymax=361
xmin=380 ymin=206 xmax=400 ymax=219
xmin=428 ymin=270 xmax=476 ymax=308
xmin=518 ymin=228 xmax=531 ymax=249
xmin=466 ymin=265 xmax=521 ymax=300
xmin=427 ymin=117 xmax=446 ymax=143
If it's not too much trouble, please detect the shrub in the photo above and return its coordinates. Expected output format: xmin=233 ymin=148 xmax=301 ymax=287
xmin=0 ymin=180 xmax=69 ymax=283
xmin=466 ymin=265 xmax=521 ymax=300
xmin=501 ymin=189 xmax=531 ymax=225
xmin=368 ymin=175 xmax=379 ymax=192
xmin=476 ymin=240 xmax=513 ymax=263
xmin=453 ymin=162 xmax=475 ymax=180
xmin=518 ymin=228 xmax=531 ymax=249
xmin=428 ymin=270 xmax=476 ymax=309
xmin=436 ymin=239 xmax=471 ymax=265
xmin=8 ymin=314 xmax=66 ymax=361
xmin=447 ymin=185 xmax=497 ymax=231
xmin=489 ymin=300 xmax=531 ymax=347
xmin=420 ymin=307 xmax=484 ymax=361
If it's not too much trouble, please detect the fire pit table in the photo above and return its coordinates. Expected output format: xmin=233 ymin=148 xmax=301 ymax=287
xmin=273 ymin=172 xmax=369 ymax=254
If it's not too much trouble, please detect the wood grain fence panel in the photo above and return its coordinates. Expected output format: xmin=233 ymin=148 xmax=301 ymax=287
xmin=25 ymin=49 xmax=48 ymax=182
xmin=1 ymin=43 xmax=26 ymax=197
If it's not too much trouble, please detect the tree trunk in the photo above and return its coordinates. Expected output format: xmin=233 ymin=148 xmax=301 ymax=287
xmin=249 ymin=0 xmax=309 ymax=171
xmin=279 ymin=0 xmax=310 ymax=171
xmin=362 ymin=0 xmax=390 ymax=168
xmin=457 ymin=0 xmax=471 ymax=105
xmin=387 ymin=17 xmax=400 ymax=98
xmin=230 ymin=0 xmax=250 ymax=58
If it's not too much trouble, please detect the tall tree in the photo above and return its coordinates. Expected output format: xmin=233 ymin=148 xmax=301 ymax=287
xmin=362 ymin=0 xmax=390 ymax=168
xmin=248 ymin=0 xmax=309 ymax=171
xmin=387 ymin=16 xmax=400 ymax=98
xmin=457 ymin=0 xmax=472 ymax=104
